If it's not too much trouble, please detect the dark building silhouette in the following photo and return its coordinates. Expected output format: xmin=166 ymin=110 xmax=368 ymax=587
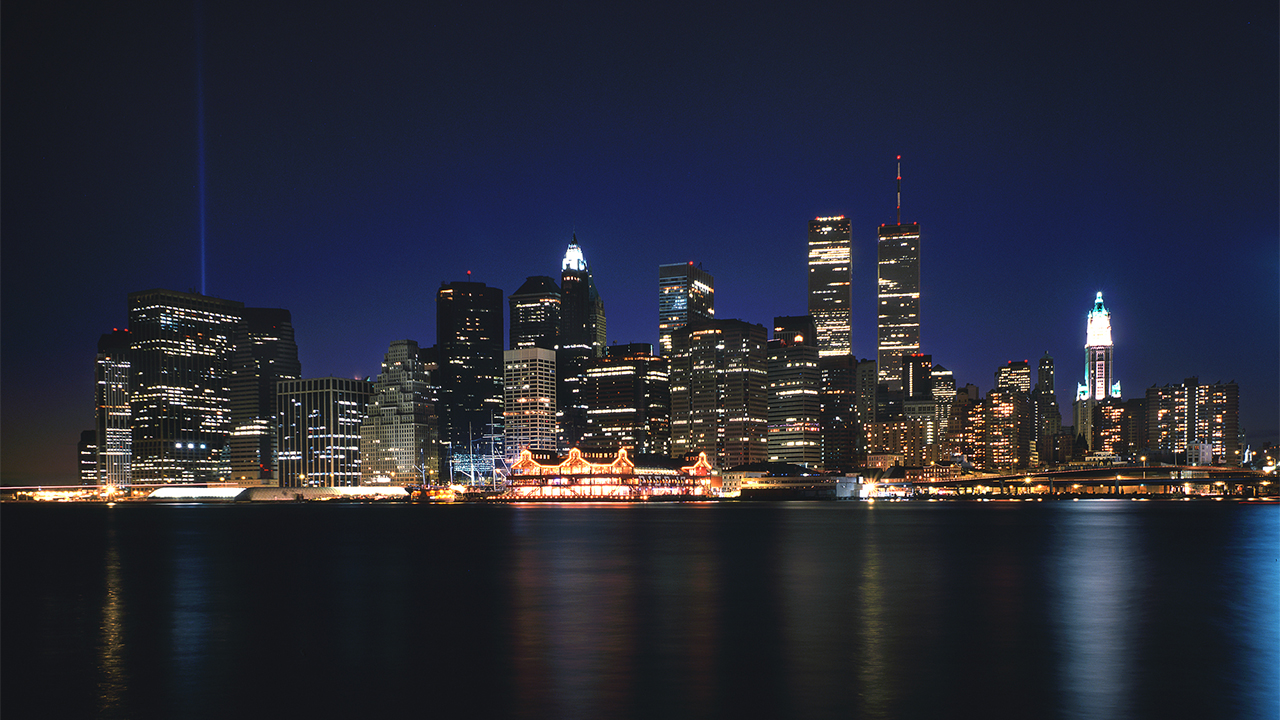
xmin=229 ymin=307 xmax=300 ymax=485
xmin=581 ymin=343 xmax=670 ymax=455
xmin=508 ymin=276 xmax=561 ymax=350
xmin=437 ymin=280 xmax=504 ymax=477
xmin=558 ymin=238 xmax=605 ymax=449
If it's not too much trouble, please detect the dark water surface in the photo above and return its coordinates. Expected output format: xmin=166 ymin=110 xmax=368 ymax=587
xmin=3 ymin=501 xmax=1276 ymax=719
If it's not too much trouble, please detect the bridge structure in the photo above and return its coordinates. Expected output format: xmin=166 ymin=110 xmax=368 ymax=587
xmin=873 ymin=465 xmax=1273 ymax=498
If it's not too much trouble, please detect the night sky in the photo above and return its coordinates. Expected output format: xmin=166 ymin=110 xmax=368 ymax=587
xmin=3 ymin=0 xmax=1276 ymax=485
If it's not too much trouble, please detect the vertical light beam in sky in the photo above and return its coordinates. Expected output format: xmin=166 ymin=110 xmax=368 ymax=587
xmin=195 ymin=0 xmax=207 ymax=295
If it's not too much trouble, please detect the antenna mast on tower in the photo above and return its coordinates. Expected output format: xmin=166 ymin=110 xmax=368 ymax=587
xmin=896 ymin=155 xmax=902 ymax=225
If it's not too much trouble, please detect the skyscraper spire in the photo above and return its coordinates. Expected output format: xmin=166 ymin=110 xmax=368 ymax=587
xmin=896 ymin=155 xmax=902 ymax=225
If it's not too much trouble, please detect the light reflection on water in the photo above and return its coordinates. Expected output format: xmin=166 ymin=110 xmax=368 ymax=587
xmin=1053 ymin=502 xmax=1142 ymax=719
xmin=1 ymin=501 xmax=1275 ymax=720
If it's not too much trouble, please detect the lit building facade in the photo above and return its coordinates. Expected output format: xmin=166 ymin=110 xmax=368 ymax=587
xmin=670 ymin=318 xmax=768 ymax=468
xmin=1145 ymin=377 xmax=1240 ymax=465
xmin=503 ymin=347 xmax=558 ymax=458
xmin=1074 ymin=292 xmax=1122 ymax=448
xmin=658 ymin=262 xmax=714 ymax=356
xmin=360 ymin=340 xmax=439 ymax=485
xmin=229 ymin=307 xmax=300 ymax=485
xmin=995 ymin=360 xmax=1031 ymax=394
xmin=95 ymin=329 xmax=132 ymax=488
xmin=437 ymin=280 xmax=504 ymax=477
xmin=767 ymin=317 xmax=821 ymax=468
xmin=582 ymin=344 xmax=671 ymax=456
xmin=277 ymin=377 xmax=372 ymax=487
xmin=509 ymin=276 xmax=561 ymax=350
xmin=876 ymin=221 xmax=921 ymax=392
xmin=128 ymin=289 xmax=243 ymax=484
xmin=807 ymin=216 xmax=853 ymax=357
xmin=985 ymin=388 xmax=1032 ymax=470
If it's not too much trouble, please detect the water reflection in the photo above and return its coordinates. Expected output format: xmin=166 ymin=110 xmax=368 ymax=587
xmin=1053 ymin=503 xmax=1142 ymax=719
xmin=97 ymin=513 xmax=126 ymax=715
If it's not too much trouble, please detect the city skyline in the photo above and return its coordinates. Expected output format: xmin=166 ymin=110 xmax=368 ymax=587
xmin=2 ymin=0 xmax=1276 ymax=484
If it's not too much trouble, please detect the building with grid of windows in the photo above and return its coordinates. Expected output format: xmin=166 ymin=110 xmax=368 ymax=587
xmin=504 ymin=347 xmax=558 ymax=459
xmin=582 ymin=344 xmax=670 ymax=455
xmin=128 ymin=289 xmax=244 ymax=484
xmin=360 ymin=340 xmax=439 ymax=486
xmin=876 ymin=221 xmax=921 ymax=393
xmin=807 ymin=216 xmax=853 ymax=357
xmin=95 ymin=329 xmax=132 ymax=488
xmin=277 ymin=377 xmax=372 ymax=487
xmin=658 ymin=262 xmax=714 ymax=356
xmin=670 ymin=318 xmax=768 ymax=469
xmin=767 ymin=316 xmax=821 ymax=468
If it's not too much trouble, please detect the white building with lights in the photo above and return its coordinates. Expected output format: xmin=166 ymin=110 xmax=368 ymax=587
xmin=1073 ymin=292 xmax=1122 ymax=449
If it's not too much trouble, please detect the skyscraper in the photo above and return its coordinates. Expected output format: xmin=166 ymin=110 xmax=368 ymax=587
xmin=95 ymin=329 xmax=132 ymax=489
xmin=560 ymin=236 xmax=606 ymax=357
xmin=503 ymin=347 xmax=558 ymax=458
xmin=128 ymin=289 xmax=244 ymax=484
xmin=994 ymin=360 xmax=1031 ymax=394
xmin=582 ymin=344 xmax=671 ymax=455
xmin=807 ymin=216 xmax=853 ymax=357
xmin=229 ymin=307 xmax=300 ymax=485
xmin=437 ymin=280 xmax=504 ymax=478
xmin=1073 ymin=292 xmax=1121 ymax=448
xmin=658 ymin=262 xmax=714 ymax=356
xmin=670 ymin=318 xmax=768 ymax=468
xmin=559 ymin=237 xmax=606 ymax=449
xmin=508 ymin=276 xmax=561 ymax=350
xmin=1146 ymin=377 xmax=1240 ymax=466
xmin=277 ymin=377 xmax=372 ymax=487
xmin=1031 ymin=353 xmax=1062 ymax=464
xmin=876 ymin=220 xmax=921 ymax=393
xmin=360 ymin=340 xmax=440 ymax=485
xmin=767 ymin=316 xmax=821 ymax=467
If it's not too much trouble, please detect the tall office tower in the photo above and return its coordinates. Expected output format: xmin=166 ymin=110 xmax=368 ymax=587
xmin=78 ymin=430 xmax=98 ymax=485
xmin=95 ymin=329 xmax=132 ymax=489
xmin=1073 ymin=292 xmax=1122 ymax=449
xmin=228 ymin=308 xmax=300 ymax=485
xmin=658 ymin=262 xmax=715 ymax=356
xmin=277 ymin=377 xmax=372 ymax=487
xmin=819 ymin=355 xmax=859 ymax=472
xmin=1091 ymin=398 xmax=1130 ymax=457
xmin=360 ymin=340 xmax=440 ymax=485
xmin=995 ymin=360 xmax=1031 ymax=394
xmin=876 ymin=219 xmax=921 ymax=392
xmin=931 ymin=365 xmax=956 ymax=440
xmin=984 ymin=388 xmax=1032 ymax=469
xmin=503 ymin=347 xmax=558 ymax=458
xmin=670 ymin=318 xmax=768 ymax=468
xmin=902 ymin=353 xmax=936 ymax=445
xmin=509 ymin=276 xmax=561 ymax=350
xmin=128 ymin=289 xmax=244 ymax=484
xmin=945 ymin=394 xmax=986 ymax=468
xmin=559 ymin=238 xmax=606 ymax=449
xmin=560 ymin=236 xmax=606 ymax=357
xmin=437 ymin=280 xmax=505 ymax=478
xmin=1146 ymin=377 xmax=1240 ymax=466
xmin=1031 ymin=353 xmax=1062 ymax=465
xmin=807 ymin=216 xmax=853 ymax=356
xmin=767 ymin=317 xmax=821 ymax=467
xmin=582 ymin=344 xmax=671 ymax=455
